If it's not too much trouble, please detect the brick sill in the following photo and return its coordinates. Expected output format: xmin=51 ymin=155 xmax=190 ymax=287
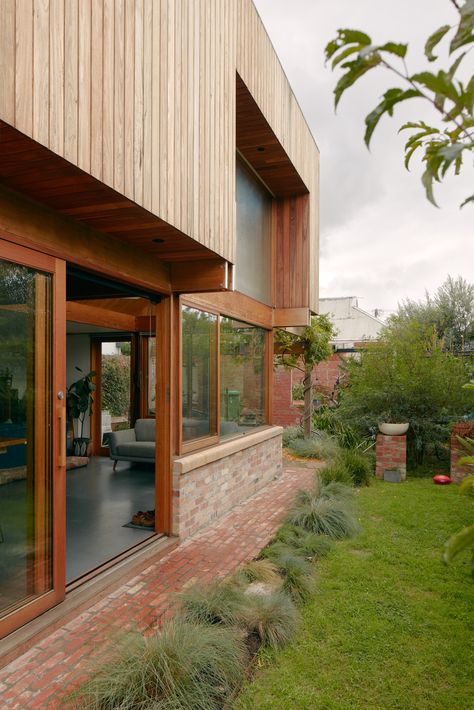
xmin=173 ymin=425 xmax=283 ymax=476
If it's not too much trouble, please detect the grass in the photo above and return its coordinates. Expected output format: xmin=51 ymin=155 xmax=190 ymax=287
xmin=235 ymin=479 xmax=474 ymax=710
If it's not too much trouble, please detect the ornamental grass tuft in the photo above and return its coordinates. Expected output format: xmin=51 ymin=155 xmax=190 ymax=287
xmin=235 ymin=559 xmax=281 ymax=586
xmin=275 ymin=523 xmax=333 ymax=560
xmin=288 ymin=492 xmax=358 ymax=540
xmin=287 ymin=432 xmax=339 ymax=460
xmin=242 ymin=590 xmax=300 ymax=650
xmin=69 ymin=619 xmax=245 ymax=710
xmin=336 ymin=448 xmax=374 ymax=487
xmin=177 ymin=580 xmax=247 ymax=628
xmin=267 ymin=549 xmax=314 ymax=603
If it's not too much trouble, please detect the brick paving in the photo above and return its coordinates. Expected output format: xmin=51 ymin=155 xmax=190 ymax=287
xmin=0 ymin=462 xmax=314 ymax=709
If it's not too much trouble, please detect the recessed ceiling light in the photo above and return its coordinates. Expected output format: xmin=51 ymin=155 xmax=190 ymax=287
xmin=152 ymin=238 xmax=165 ymax=244
xmin=257 ymin=146 xmax=265 ymax=152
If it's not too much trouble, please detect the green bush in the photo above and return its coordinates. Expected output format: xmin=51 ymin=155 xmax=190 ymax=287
xmin=336 ymin=448 xmax=374 ymax=486
xmin=177 ymin=581 xmax=247 ymax=628
xmin=70 ymin=619 xmax=245 ymax=709
xmin=275 ymin=524 xmax=333 ymax=560
xmin=282 ymin=425 xmax=303 ymax=447
xmin=101 ymin=354 xmax=130 ymax=418
xmin=242 ymin=591 xmax=299 ymax=650
xmin=287 ymin=432 xmax=339 ymax=460
xmin=319 ymin=460 xmax=353 ymax=486
xmin=288 ymin=491 xmax=358 ymax=540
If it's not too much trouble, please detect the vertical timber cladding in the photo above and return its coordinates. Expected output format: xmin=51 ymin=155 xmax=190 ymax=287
xmin=0 ymin=0 xmax=319 ymax=306
xmin=0 ymin=0 xmax=237 ymax=263
xmin=237 ymin=0 xmax=320 ymax=312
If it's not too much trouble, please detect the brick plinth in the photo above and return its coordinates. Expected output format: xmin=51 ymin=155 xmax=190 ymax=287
xmin=172 ymin=429 xmax=283 ymax=539
xmin=376 ymin=434 xmax=407 ymax=480
xmin=450 ymin=422 xmax=474 ymax=483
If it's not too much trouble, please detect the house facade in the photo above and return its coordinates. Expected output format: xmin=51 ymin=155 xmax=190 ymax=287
xmin=0 ymin=0 xmax=319 ymax=644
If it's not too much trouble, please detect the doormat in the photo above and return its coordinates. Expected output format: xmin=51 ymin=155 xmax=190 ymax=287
xmin=123 ymin=522 xmax=155 ymax=530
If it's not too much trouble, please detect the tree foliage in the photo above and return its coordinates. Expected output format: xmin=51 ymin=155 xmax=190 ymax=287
xmin=101 ymin=355 xmax=130 ymax=418
xmin=325 ymin=1 xmax=474 ymax=207
xmin=275 ymin=315 xmax=335 ymax=438
xmin=336 ymin=320 xmax=473 ymax=464
xmin=391 ymin=274 xmax=474 ymax=351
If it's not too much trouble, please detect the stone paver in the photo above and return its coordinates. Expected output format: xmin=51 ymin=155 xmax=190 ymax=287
xmin=0 ymin=463 xmax=314 ymax=708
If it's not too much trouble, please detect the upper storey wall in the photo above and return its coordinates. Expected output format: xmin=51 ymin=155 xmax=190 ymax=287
xmin=0 ymin=0 xmax=319 ymax=305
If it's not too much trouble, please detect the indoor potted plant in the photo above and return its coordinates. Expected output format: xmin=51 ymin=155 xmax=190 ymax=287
xmin=66 ymin=367 xmax=96 ymax=456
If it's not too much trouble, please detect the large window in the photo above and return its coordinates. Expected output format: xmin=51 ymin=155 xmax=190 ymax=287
xmin=181 ymin=306 xmax=218 ymax=444
xmin=220 ymin=318 xmax=266 ymax=437
xmin=181 ymin=303 xmax=268 ymax=450
xmin=235 ymin=159 xmax=272 ymax=304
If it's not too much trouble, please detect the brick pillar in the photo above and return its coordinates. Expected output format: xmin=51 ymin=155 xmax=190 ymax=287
xmin=376 ymin=434 xmax=407 ymax=481
xmin=450 ymin=422 xmax=474 ymax=483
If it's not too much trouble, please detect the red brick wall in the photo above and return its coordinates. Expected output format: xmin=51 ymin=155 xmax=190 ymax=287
xmin=376 ymin=434 xmax=407 ymax=480
xmin=450 ymin=422 xmax=474 ymax=483
xmin=273 ymin=367 xmax=303 ymax=427
xmin=314 ymin=353 xmax=344 ymax=394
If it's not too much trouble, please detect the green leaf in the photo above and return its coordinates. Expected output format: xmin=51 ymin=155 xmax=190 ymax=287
xmin=422 ymin=168 xmax=438 ymax=207
xmin=334 ymin=55 xmax=381 ymax=108
xmin=364 ymin=88 xmax=421 ymax=147
xmin=424 ymin=25 xmax=451 ymax=61
xmin=404 ymin=141 xmax=422 ymax=170
xmin=450 ymin=0 xmax=474 ymax=53
xmin=378 ymin=42 xmax=408 ymax=58
xmin=460 ymin=194 xmax=474 ymax=208
xmin=324 ymin=29 xmax=371 ymax=61
xmin=331 ymin=45 xmax=361 ymax=69
xmin=443 ymin=523 xmax=474 ymax=565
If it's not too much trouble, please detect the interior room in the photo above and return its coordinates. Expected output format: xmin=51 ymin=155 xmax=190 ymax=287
xmin=65 ymin=267 xmax=159 ymax=583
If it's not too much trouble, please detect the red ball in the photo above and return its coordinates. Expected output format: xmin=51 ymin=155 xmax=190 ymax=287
xmin=433 ymin=475 xmax=452 ymax=485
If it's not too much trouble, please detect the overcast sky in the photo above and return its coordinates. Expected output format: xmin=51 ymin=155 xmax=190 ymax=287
xmin=253 ymin=0 xmax=473 ymax=315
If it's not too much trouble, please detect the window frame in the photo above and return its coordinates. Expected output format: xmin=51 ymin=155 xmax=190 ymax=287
xmin=178 ymin=296 xmax=271 ymax=456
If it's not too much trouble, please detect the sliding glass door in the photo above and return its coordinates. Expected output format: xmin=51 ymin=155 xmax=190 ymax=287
xmin=0 ymin=241 xmax=65 ymax=638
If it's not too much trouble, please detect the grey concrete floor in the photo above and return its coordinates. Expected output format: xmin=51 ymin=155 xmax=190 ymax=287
xmin=66 ymin=457 xmax=155 ymax=582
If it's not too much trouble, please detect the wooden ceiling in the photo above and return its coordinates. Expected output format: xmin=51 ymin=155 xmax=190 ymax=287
xmin=0 ymin=121 xmax=217 ymax=262
xmin=236 ymin=75 xmax=309 ymax=197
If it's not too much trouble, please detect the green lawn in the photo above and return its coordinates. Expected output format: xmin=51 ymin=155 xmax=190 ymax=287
xmin=236 ymin=479 xmax=473 ymax=710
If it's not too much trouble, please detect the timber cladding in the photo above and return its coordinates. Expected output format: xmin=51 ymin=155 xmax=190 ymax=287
xmin=0 ymin=0 xmax=319 ymax=309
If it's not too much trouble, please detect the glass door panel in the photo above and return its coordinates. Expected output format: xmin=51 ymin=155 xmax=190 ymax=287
xmin=99 ymin=338 xmax=132 ymax=451
xmin=0 ymin=259 xmax=54 ymax=618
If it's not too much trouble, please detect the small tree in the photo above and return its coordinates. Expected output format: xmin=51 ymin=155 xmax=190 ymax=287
xmin=274 ymin=315 xmax=335 ymax=439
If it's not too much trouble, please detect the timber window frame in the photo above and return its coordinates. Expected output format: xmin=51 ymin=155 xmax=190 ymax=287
xmin=178 ymin=296 xmax=271 ymax=455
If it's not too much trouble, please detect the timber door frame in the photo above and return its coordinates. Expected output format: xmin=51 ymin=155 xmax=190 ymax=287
xmin=0 ymin=237 xmax=66 ymax=640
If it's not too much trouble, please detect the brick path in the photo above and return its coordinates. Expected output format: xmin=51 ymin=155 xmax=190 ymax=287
xmin=0 ymin=463 xmax=314 ymax=709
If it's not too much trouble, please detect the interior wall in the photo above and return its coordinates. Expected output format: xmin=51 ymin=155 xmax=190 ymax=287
xmin=66 ymin=333 xmax=91 ymax=439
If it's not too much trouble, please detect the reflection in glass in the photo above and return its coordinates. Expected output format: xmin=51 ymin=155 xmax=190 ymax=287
xmin=147 ymin=337 xmax=156 ymax=416
xmin=0 ymin=260 xmax=52 ymax=617
xmin=100 ymin=340 xmax=132 ymax=447
xmin=182 ymin=307 xmax=217 ymax=442
xmin=220 ymin=317 xmax=266 ymax=437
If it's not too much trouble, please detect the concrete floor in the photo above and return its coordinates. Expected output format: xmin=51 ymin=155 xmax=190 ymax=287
xmin=66 ymin=457 xmax=155 ymax=582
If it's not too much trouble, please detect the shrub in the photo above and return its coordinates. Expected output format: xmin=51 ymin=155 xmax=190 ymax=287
xmin=242 ymin=591 xmax=299 ymax=650
xmin=266 ymin=549 xmax=314 ymax=603
xmin=336 ymin=448 xmax=374 ymax=486
xmin=282 ymin=425 xmax=303 ymax=447
xmin=235 ymin=559 xmax=281 ymax=586
xmin=70 ymin=619 xmax=245 ymax=710
xmin=101 ymin=354 xmax=130 ymax=418
xmin=288 ymin=492 xmax=358 ymax=540
xmin=287 ymin=432 xmax=339 ymax=460
xmin=177 ymin=581 xmax=247 ymax=627
xmin=319 ymin=460 xmax=353 ymax=486
xmin=275 ymin=524 xmax=333 ymax=560
xmin=316 ymin=480 xmax=355 ymax=503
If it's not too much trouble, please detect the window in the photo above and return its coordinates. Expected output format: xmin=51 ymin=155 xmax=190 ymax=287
xmin=234 ymin=159 xmax=272 ymax=304
xmin=181 ymin=306 xmax=218 ymax=444
xmin=220 ymin=318 xmax=266 ymax=437
xmin=180 ymin=302 xmax=269 ymax=451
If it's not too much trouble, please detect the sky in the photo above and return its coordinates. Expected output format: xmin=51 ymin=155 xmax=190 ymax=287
xmin=253 ymin=0 xmax=473 ymax=315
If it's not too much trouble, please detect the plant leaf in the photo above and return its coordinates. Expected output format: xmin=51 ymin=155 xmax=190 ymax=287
xmin=450 ymin=0 xmax=474 ymax=53
xmin=378 ymin=41 xmax=408 ymax=58
xmin=443 ymin=523 xmax=474 ymax=565
xmin=422 ymin=168 xmax=438 ymax=207
xmin=460 ymin=193 xmax=474 ymax=208
xmin=364 ymin=88 xmax=421 ymax=146
xmin=334 ymin=55 xmax=381 ymax=108
xmin=424 ymin=25 xmax=451 ymax=61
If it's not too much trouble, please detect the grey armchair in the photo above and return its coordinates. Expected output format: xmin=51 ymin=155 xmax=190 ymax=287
xmin=109 ymin=419 xmax=156 ymax=470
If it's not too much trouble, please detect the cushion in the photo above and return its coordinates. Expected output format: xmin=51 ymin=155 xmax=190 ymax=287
xmin=135 ymin=419 xmax=156 ymax=442
xmin=116 ymin=441 xmax=155 ymax=458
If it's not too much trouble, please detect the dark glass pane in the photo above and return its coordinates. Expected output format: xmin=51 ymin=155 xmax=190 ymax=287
xmin=0 ymin=260 xmax=52 ymax=616
xmin=182 ymin=307 xmax=217 ymax=442
xmin=220 ymin=317 xmax=266 ymax=437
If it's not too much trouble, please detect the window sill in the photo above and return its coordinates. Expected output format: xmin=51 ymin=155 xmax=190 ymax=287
xmin=173 ymin=425 xmax=283 ymax=475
